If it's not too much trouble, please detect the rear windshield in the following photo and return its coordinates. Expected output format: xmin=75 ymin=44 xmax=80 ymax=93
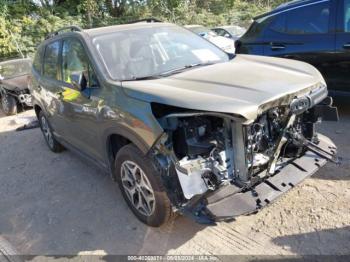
xmin=0 ymin=59 xmax=32 ymax=79
xmin=93 ymin=25 xmax=229 ymax=81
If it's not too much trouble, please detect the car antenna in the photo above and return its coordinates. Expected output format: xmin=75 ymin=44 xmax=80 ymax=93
xmin=8 ymin=29 xmax=24 ymax=59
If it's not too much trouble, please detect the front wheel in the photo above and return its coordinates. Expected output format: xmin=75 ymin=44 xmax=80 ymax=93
xmin=1 ymin=94 xmax=17 ymax=116
xmin=115 ymin=144 xmax=174 ymax=227
xmin=38 ymin=111 xmax=64 ymax=153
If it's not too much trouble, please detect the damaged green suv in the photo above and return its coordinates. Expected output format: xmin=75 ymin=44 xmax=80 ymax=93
xmin=31 ymin=22 xmax=339 ymax=227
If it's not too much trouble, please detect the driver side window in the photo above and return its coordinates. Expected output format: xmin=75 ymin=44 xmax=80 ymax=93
xmin=215 ymin=29 xmax=226 ymax=37
xmin=286 ymin=1 xmax=330 ymax=34
xmin=344 ymin=0 xmax=350 ymax=32
xmin=62 ymin=38 xmax=98 ymax=88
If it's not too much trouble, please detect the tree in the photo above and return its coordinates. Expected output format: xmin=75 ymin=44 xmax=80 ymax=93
xmin=81 ymin=0 xmax=98 ymax=27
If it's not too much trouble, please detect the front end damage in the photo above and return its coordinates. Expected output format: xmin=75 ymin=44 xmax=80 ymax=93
xmin=149 ymin=84 xmax=339 ymax=224
xmin=0 ymin=75 xmax=33 ymax=108
xmin=0 ymin=87 xmax=33 ymax=107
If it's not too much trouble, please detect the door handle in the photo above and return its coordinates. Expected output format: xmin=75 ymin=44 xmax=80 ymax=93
xmin=343 ymin=43 xmax=350 ymax=49
xmin=270 ymin=43 xmax=286 ymax=51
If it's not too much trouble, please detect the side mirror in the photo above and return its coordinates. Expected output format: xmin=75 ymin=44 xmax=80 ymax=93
xmin=224 ymin=33 xmax=231 ymax=38
xmin=70 ymin=71 xmax=87 ymax=91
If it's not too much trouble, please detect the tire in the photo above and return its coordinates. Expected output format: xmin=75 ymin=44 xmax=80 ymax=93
xmin=0 ymin=237 xmax=23 ymax=262
xmin=38 ymin=111 xmax=64 ymax=153
xmin=115 ymin=144 xmax=174 ymax=227
xmin=1 ymin=95 xmax=17 ymax=116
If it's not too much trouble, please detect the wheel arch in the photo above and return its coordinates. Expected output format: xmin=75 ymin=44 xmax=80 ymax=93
xmin=104 ymin=126 xmax=154 ymax=179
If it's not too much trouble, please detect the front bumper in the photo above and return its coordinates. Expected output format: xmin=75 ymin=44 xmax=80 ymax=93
xmin=185 ymin=133 xmax=336 ymax=223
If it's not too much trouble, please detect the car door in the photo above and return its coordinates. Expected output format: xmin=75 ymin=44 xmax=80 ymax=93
xmin=57 ymin=37 xmax=105 ymax=164
xmin=333 ymin=0 xmax=350 ymax=93
xmin=236 ymin=18 xmax=271 ymax=55
xmin=37 ymin=39 xmax=68 ymax=137
xmin=263 ymin=0 xmax=337 ymax=86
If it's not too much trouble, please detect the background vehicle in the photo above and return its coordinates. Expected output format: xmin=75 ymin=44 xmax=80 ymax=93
xmin=31 ymin=23 xmax=338 ymax=227
xmin=185 ymin=25 xmax=236 ymax=54
xmin=212 ymin=25 xmax=246 ymax=40
xmin=236 ymin=0 xmax=350 ymax=95
xmin=0 ymin=58 xmax=32 ymax=115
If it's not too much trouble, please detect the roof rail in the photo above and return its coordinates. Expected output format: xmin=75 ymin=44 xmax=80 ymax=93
xmin=46 ymin=26 xmax=83 ymax=39
xmin=276 ymin=0 xmax=306 ymax=9
xmin=254 ymin=0 xmax=313 ymax=20
xmin=129 ymin=18 xmax=162 ymax=24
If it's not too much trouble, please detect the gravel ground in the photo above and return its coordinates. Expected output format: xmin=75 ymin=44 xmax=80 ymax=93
xmin=0 ymin=99 xmax=349 ymax=258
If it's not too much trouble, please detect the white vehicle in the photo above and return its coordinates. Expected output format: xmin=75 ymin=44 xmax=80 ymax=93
xmin=185 ymin=25 xmax=236 ymax=54
xmin=212 ymin=25 xmax=247 ymax=40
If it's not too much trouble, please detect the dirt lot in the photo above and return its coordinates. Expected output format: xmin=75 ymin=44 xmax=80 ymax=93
xmin=0 ymin=99 xmax=349 ymax=257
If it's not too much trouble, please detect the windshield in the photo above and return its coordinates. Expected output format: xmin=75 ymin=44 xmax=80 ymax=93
xmin=93 ymin=25 xmax=228 ymax=81
xmin=188 ymin=26 xmax=218 ymax=37
xmin=0 ymin=59 xmax=31 ymax=79
xmin=226 ymin=26 xmax=246 ymax=36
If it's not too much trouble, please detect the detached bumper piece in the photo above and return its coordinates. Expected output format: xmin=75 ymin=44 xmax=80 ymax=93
xmin=187 ymin=134 xmax=336 ymax=224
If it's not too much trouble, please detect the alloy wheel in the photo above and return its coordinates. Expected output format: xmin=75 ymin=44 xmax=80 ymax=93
xmin=40 ymin=116 xmax=54 ymax=148
xmin=120 ymin=160 xmax=156 ymax=217
xmin=1 ymin=96 xmax=9 ymax=113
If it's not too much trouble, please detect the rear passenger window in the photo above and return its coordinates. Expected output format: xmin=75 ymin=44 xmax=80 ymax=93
xmin=270 ymin=1 xmax=330 ymax=34
xmin=33 ymin=48 xmax=42 ymax=73
xmin=43 ymin=41 xmax=60 ymax=79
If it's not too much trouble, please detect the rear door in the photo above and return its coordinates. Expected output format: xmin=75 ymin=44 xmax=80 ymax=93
xmin=39 ymin=40 xmax=67 ymax=137
xmin=263 ymin=0 xmax=337 ymax=85
xmin=333 ymin=0 xmax=350 ymax=93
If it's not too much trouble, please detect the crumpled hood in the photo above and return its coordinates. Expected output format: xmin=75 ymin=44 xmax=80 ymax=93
xmin=122 ymin=55 xmax=326 ymax=120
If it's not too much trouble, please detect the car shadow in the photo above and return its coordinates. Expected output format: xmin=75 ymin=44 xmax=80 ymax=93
xmin=271 ymin=226 xmax=350 ymax=255
xmin=0 ymin=127 xmax=205 ymax=257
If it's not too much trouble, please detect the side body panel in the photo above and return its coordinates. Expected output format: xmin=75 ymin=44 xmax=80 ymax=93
xmin=31 ymin=33 xmax=164 ymax=173
xmin=237 ymin=0 xmax=343 ymax=92
xmin=263 ymin=0 xmax=337 ymax=90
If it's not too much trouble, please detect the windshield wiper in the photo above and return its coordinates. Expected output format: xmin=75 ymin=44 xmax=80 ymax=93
xmin=122 ymin=62 xmax=217 ymax=81
xmin=122 ymin=75 xmax=162 ymax=81
xmin=160 ymin=62 xmax=217 ymax=76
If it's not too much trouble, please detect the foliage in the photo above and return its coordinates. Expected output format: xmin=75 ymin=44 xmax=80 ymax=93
xmin=0 ymin=0 xmax=289 ymax=59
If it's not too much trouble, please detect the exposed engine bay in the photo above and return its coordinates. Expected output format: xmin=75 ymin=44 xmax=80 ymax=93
xmin=159 ymin=107 xmax=316 ymax=200
xmin=151 ymin=86 xmax=339 ymax=219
